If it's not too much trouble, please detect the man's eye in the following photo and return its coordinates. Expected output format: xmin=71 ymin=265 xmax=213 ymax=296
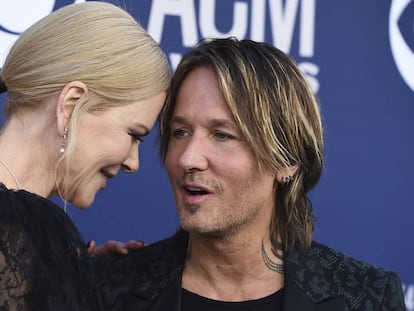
xmin=172 ymin=129 xmax=189 ymax=138
xmin=214 ymin=132 xmax=233 ymax=141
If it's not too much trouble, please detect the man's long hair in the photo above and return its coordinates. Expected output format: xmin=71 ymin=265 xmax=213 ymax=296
xmin=160 ymin=38 xmax=323 ymax=252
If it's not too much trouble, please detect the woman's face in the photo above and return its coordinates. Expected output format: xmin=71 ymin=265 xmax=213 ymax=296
xmin=65 ymin=92 xmax=166 ymax=208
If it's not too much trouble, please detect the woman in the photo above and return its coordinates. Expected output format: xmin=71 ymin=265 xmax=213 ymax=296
xmin=0 ymin=2 xmax=170 ymax=310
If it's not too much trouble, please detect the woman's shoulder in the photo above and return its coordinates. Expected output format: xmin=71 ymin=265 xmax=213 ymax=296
xmin=0 ymin=182 xmax=56 ymax=214
xmin=0 ymin=184 xmax=95 ymax=310
xmin=0 ymin=183 xmax=76 ymax=230
xmin=0 ymin=183 xmax=46 ymax=230
xmin=0 ymin=183 xmax=86 ymax=257
xmin=0 ymin=184 xmax=55 ymax=309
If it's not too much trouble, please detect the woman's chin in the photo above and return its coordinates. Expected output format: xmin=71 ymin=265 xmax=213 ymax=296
xmin=72 ymin=193 xmax=96 ymax=209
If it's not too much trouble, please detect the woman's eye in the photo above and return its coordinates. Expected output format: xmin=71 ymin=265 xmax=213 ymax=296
xmin=129 ymin=132 xmax=144 ymax=142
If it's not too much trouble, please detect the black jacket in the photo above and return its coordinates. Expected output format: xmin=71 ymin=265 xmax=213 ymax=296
xmin=94 ymin=230 xmax=405 ymax=310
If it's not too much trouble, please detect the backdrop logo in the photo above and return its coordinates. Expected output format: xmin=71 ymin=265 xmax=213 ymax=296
xmin=0 ymin=0 xmax=85 ymax=68
xmin=148 ymin=0 xmax=320 ymax=93
xmin=403 ymin=283 xmax=414 ymax=311
xmin=389 ymin=0 xmax=414 ymax=92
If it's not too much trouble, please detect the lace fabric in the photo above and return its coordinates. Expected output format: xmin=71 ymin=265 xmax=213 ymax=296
xmin=0 ymin=184 xmax=100 ymax=310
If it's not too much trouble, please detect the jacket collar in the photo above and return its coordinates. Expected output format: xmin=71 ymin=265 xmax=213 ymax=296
xmin=283 ymin=242 xmax=345 ymax=309
xmin=131 ymin=229 xmax=187 ymax=301
xmin=131 ymin=232 xmax=344 ymax=309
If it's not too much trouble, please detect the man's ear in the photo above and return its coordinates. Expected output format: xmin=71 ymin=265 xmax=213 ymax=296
xmin=276 ymin=164 xmax=299 ymax=184
xmin=56 ymin=81 xmax=88 ymax=136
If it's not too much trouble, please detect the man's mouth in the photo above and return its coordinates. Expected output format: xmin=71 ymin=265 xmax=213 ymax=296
xmin=185 ymin=186 xmax=209 ymax=196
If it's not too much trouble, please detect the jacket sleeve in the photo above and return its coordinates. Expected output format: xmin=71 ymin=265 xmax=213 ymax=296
xmin=381 ymin=271 xmax=406 ymax=311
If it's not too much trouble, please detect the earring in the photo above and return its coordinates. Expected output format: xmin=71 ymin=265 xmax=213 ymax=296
xmin=59 ymin=128 xmax=68 ymax=155
xmin=281 ymin=175 xmax=292 ymax=185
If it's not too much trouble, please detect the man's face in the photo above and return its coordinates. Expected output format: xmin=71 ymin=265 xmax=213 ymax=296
xmin=165 ymin=67 xmax=277 ymax=236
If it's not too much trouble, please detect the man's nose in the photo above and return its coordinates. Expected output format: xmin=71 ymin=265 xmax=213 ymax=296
xmin=178 ymin=136 xmax=208 ymax=172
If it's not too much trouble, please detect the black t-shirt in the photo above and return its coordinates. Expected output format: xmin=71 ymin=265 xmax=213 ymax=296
xmin=181 ymin=287 xmax=283 ymax=310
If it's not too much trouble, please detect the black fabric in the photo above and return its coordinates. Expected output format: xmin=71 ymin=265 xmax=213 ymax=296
xmin=0 ymin=76 xmax=6 ymax=94
xmin=0 ymin=183 xmax=101 ymax=310
xmin=285 ymin=241 xmax=406 ymax=310
xmin=93 ymin=230 xmax=406 ymax=311
xmin=181 ymin=287 xmax=283 ymax=311
xmin=92 ymin=229 xmax=187 ymax=311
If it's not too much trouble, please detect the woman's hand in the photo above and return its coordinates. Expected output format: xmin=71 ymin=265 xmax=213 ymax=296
xmin=87 ymin=239 xmax=145 ymax=256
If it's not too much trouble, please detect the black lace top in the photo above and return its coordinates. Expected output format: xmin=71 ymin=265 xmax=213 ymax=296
xmin=0 ymin=183 xmax=101 ymax=310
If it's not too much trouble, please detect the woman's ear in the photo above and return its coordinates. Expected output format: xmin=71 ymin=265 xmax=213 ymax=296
xmin=56 ymin=81 xmax=88 ymax=136
xmin=276 ymin=164 xmax=299 ymax=184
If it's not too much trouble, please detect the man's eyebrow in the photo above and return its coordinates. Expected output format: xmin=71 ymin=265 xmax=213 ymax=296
xmin=170 ymin=116 xmax=237 ymax=129
xmin=170 ymin=115 xmax=187 ymax=125
xmin=210 ymin=119 xmax=237 ymax=129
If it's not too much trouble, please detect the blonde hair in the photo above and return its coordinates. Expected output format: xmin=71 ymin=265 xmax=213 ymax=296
xmin=160 ymin=38 xmax=323 ymax=251
xmin=2 ymin=2 xmax=169 ymax=108
xmin=1 ymin=1 xmax=170 ymax=200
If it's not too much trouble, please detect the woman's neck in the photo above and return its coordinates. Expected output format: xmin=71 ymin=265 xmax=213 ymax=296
xmin=0 ymin=112 xmax=60 ymax=197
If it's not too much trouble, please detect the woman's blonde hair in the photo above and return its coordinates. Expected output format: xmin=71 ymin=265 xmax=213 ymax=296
xmin=1 ymin=1 xmax=170 ymax=200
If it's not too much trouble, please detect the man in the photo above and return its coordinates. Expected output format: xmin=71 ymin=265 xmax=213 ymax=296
xmin=95 ymin=38 xmax=405 ymax=310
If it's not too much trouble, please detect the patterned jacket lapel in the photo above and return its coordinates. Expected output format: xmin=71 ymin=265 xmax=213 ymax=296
xmin=283 ymin=242 xmax=345 ymax=310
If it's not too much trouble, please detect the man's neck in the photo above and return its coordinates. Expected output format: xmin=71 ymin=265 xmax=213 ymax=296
xmin=182 ymin=232 xmax=284 ymax=302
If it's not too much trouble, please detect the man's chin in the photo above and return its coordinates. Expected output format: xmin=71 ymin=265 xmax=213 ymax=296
xmin=182 ymin=224 xmax=226 ymax=239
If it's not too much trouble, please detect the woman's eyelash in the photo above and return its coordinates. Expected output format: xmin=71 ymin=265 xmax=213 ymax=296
xmin=129 ymin=132 xmax=144 ymax=142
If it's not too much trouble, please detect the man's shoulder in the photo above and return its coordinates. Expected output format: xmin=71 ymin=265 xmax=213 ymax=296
xmin=93 ymin=229 xmax=188 ymax=295
xmin=128 ymin=229 xmax=188 ymax=269
xmin=96 ymin=229 xmax=187 ymax=266
xmin=286 ymin=240 xmax=405 ymax=309
xmin=308 ymin=241 xmax=392 ymax=279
